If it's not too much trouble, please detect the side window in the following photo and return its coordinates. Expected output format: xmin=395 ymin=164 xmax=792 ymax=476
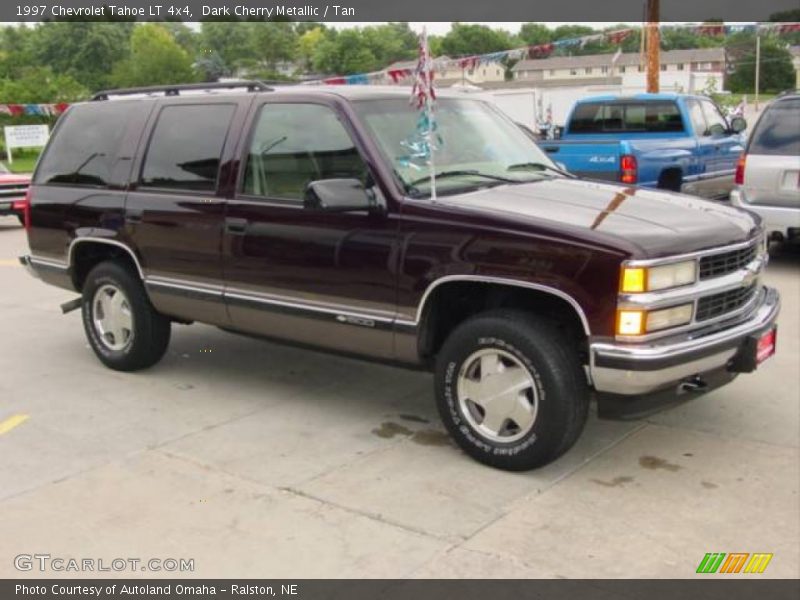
xmin=687 ymin=100 xmax=708 ymax=136
xmin=242 ymin=103 xmax=368 ymax=201
xmin=34 ymin=103 xmax=133 ymax=186
xmin=700 ymin=100 xmax=728 ymax=135
xmin=140 ymin=104 xmax=235 ymax=192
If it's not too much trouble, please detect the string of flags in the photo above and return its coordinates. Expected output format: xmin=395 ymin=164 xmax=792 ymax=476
xmin=309 ymin=21 xmax=800 ymax=86
xmin=0 ymin=103 xmax=70 ymax=117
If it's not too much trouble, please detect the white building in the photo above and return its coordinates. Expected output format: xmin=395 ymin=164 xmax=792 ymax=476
xmin=511 ymin=48 xmax=727 ymax=94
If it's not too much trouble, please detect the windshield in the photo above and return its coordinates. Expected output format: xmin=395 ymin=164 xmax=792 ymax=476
xmin=354 ymin=97 xmax=562 ymax=198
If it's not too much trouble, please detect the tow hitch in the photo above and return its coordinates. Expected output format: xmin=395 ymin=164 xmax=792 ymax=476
xmin=60 ymin=297 xmax=82 ymax=314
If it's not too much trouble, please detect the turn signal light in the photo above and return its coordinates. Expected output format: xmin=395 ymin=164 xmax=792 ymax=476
xmin=620 ymin=154 xmax=638 ymax=184
xmin=620 ymin=267 xmax=647 ymax=293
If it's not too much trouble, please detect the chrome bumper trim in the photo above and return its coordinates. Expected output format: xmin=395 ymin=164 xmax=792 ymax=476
xmin=590 ymin=286 xmax=780 ymax=396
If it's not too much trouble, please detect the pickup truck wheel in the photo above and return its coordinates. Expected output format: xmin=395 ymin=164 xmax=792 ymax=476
xmin=81 ymin=261 xmax=171 ymax=371
xmin=658 ymin=170 xmax=682 ymax=192
xmin=434 ymin=310 xmax=589 ymax=471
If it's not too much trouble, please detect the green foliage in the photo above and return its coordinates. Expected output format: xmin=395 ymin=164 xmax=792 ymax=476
xmin=440 ymin=23 xmax=517 ymax=56
xmin=311 ymin=24 xmax=418 ymax=75
xmin=28 ymin=22 xmax=134 ymax=90
xmin=727 ymin=39 xmax=795 ymax=93
xmin=110 ymin=24 xmax=197 ymax=88
xmin=0 ymin=66 xmax=88 ymax=103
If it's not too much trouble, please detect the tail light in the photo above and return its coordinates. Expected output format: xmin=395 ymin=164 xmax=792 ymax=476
xmin=735 ymin=154 xmax=746 ymax=186
xmin=13 ymin=189 xmax=31 ymax=231
xmin=620 ymin=154 xmax=638 ymax=184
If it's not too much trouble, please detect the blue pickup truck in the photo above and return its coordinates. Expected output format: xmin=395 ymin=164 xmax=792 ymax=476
xmin=539 ymin=93 xmax=747 ymax=199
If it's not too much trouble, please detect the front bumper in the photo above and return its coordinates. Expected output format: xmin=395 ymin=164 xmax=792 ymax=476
xmin=590 ymin=285 xmax=780 ymax=416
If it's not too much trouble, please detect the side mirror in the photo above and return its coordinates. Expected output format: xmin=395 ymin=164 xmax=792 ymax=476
xmin=304 ymin=178 xmax=375 ymax=213
xmin=730 ymin=116 xmax=747 ymax=134
xmin=707 ymin=123 xmax=727 ymax=137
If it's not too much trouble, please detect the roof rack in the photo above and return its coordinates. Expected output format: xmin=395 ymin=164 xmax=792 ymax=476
xmin=91 ymin=80 xmax=272 ymax=101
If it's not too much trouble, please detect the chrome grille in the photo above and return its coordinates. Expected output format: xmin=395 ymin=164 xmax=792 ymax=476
xmin=696 ymin=284 xmax=757 ymax=322
xmin=699 ymin=243 xmax=757 ymax=280
xmin=0 ymin=183 xmax=28 ymax=199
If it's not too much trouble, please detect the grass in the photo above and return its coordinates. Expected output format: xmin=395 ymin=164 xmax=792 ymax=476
xmin=2 ymin=150 xmax=41 ymax=174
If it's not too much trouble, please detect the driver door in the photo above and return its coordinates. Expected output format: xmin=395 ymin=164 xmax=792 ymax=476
xmin=222 ymin=100 xmax=399 ymax=359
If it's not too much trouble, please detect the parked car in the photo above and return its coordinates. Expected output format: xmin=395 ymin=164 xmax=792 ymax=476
xmin=20 ymin=82 xmax=779 ymax=471
xmin=539 ymin=93 xmax=747 ymax=199
xmin=0 ymin=162 xmax=30 ymax=225
xmin=730 ymin=90 xmax=800 ymax=242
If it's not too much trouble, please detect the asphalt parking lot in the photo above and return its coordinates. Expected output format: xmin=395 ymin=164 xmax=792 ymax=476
xmin=0 ymin=217 xmax=798 ymax=579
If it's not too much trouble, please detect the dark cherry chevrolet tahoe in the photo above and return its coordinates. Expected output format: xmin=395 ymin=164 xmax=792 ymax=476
xmin=20 ymin=82 xmax=780 ymax=471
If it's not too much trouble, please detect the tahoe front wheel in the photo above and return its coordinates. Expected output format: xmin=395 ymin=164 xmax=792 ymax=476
xmin=435 ymin=310 xmax=589 ymax=471
xmin=81 ymin=261 xmax=171 ymax=371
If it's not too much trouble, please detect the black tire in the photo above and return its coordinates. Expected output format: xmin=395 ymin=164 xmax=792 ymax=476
xmin=657 ymin=169 xmax=682 ymax=192
xmin=434 ymin=310 xmax=589 ymax=471
xmin=81 ymin=261 xmax=171 ymax=371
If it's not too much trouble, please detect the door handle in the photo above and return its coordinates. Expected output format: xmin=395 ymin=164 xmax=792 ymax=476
xmin=225 ymin=217 xmax=248 ymax=235
xmin=125 ymin=209 xmax=143 ymax=224
xmin=543 ymin=146 xmax=559 ymax=153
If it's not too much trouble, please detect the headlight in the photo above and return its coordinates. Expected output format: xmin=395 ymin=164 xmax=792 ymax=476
xmin=620 ymin=260 xmax=697 ymax=293
xmin=617 ymin=304 xmax=693 ymax=336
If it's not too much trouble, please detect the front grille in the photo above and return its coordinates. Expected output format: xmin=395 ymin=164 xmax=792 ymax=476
xmin=699 ymin=243 xmax=757 ymax=280
xmin=0 ymin=183 xmax=28 ymax=199
xmin=695 ymin=284 xmax=757 ymax=322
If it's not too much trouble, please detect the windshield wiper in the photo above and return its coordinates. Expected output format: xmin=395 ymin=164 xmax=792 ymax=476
xmin=408 ymin=170 xmax=516 ymax=187
xmin=506 ymin=162 xmax=574 ymax=178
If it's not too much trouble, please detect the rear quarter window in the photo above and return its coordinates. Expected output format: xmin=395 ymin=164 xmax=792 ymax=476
xmin=33 ymin=103 xmax=133 ymax=187
xmin=139 ymin=103 xmax=235 ymax=192
xmin=748 ymin=98 xmax=800 ymax=156
xmin=569 ymin=101 xmax=684 ymax=134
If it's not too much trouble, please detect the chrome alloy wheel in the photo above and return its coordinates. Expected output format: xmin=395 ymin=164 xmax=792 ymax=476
xmin=92 ymin=283 xmax=134 ymax=351
xmin=456 ymin=348 xmax=539 ymax=443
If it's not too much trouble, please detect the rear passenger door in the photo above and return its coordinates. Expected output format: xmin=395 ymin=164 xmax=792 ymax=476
xmin=222 ymin=100 xmax=398 ymax=359
xmin=127 ymin=100 xmax=247 ymax=326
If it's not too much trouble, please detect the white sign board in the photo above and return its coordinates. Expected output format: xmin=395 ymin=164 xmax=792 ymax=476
xmin=4 ymin=125 xmax=49 ymax=165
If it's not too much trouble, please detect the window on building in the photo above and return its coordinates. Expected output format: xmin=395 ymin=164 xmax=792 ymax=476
xmin=585 ymin=67 xmax=593 ymax=74
xmin=638 ymin=65 xmax=644 ymax=72
xmin=677 ymin=63 xmax=685 ymax=71
xmin=570 ymin=69 xmax=577 ymax=76
xmin=242 ymin=103 xmax=368 ymax=202
xmin=601 ymin=66 xmax=609 ymax=74
xmin=660 ymin=64 xmax=667 ymax=71
xmin=140 ymin=104 xmax=236 ymax=192
xmin=620 ymin=66 xmax=626 ymax=73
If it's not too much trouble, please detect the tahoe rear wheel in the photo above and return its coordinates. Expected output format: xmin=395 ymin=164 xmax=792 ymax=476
xmin=434 ymin=310 xmax=589 ymax=471
xmin=81 ymin=261 xmax=171 ymax=371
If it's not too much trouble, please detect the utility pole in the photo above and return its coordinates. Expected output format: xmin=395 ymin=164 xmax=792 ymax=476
xmin=646 ymin=0 xmax=660 ymax=93
xmin=754 ymin=34 xmax=761 ymax=111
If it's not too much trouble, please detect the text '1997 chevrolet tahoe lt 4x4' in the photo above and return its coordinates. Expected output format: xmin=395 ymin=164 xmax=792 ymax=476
xmin=20 ymin=81 xmax=780 ymax=471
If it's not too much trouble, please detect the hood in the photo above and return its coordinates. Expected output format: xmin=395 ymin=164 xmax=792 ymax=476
xmin=438 ymin=177 xmax=760 ymax=258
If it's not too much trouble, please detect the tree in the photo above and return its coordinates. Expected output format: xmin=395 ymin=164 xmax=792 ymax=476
xmin=251 ymin=21 xmax=298 ymax=71
xmin=110 ymin=24 xmax=196 ymax=87
xmin=313 ymin=29 xmax=377 ymax=75
xmin=0 ymin=66 xmax=88 ymax=103
xmin=440 ymin=23 xmax=516 ymax=56
xmin=30 ymin=22 xmax=134 ymax=91
xmin=518 ymin=23 xmax=552 ymax=46
xmin=200 ymin=21 xmax=258 ymax=73
xmin=298 ymin=27 xmax=325 ymax=72
xmin=727 ymin=38 xmax=794 ymax=93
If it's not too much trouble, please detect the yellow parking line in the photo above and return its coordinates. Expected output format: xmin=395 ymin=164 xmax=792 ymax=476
xmin=0 ymin=259 xmax=20 ymax=267
xmin=0 ymin=414 xmax=29 ymax=435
